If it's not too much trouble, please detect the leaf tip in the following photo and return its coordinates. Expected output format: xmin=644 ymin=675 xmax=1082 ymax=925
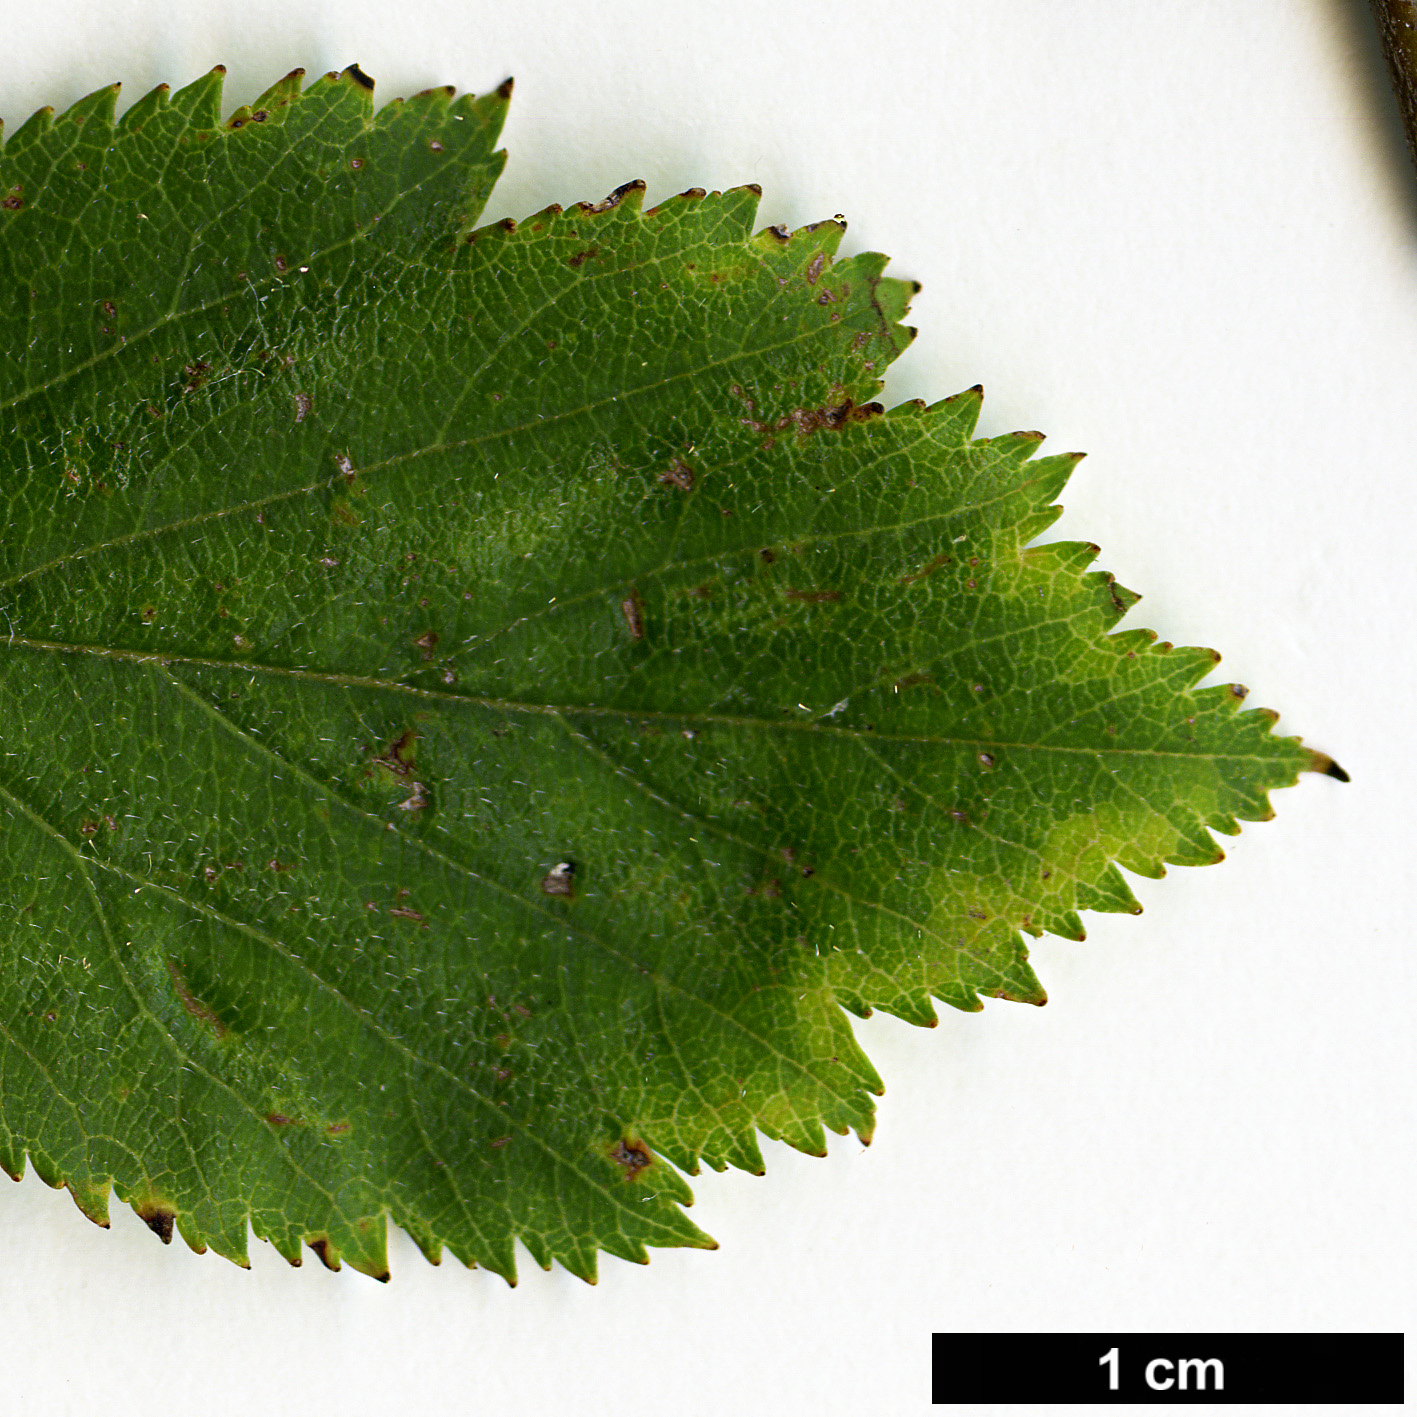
xmin=496 ymin=76 xmax=514 ymax=100
xmin=136 ymin=1202 xmax=175 ymax=1245
xmin=343 ymin=63 xmax=375 ymax=92
xmin=1307 ymin=751 xmax=1350 ymax=782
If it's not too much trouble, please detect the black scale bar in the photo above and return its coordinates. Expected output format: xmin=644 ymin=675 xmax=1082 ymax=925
xmin=932 ymin=1333 xmax=1404 ymax=1404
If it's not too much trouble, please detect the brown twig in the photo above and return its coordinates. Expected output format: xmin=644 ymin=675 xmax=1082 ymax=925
xmin=1371 ymin=0 xmax=1417 ymax=174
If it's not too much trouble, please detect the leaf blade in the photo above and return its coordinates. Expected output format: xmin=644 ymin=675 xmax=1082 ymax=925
xmin=0 ymin=68 xmax=1324 ymax=1280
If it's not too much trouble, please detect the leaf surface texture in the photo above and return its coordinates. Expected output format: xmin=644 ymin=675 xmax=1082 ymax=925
xmin=0 ymin=68 xmax=1323 ymax=1280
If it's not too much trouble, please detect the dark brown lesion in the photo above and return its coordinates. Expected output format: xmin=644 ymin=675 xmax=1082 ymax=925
xmin=540 ymin=861 xmax=575 ymax=897
xmin=136 ymin=1202 xmax=175 ymax=1245
xmin=1371 ymin=0 xmax=1417 ymax=176
xmin=658 ymin=457 xmax=695 ymax=491
xmin=1306 ymin=750 xmax=1351 ymax=782
xmin=370 ymin=729 xmax=430 ymax=812
xmin=307 ymin=1236 xmax=339 ymax=1271
xmin=621 ymin=591 xmax=646 ymax=640
xmin=165 ymin=960 xmax=228 ymax=1039
xmin=609 ymin=1139 xmax=652 ymax=1181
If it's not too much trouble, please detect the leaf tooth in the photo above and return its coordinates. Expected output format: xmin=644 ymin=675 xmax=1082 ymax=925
xmin=130 ymin=1196 xmax=176 ymax=1245
xmin=65 ymin=1177 xmax=112 ymax=1229
xmin=397 ymin=1211 xmax=445 ymax=1267
xmin=925 ymin=384 xmax=986 ymax=440
xmin=556 ymin=1238 xmax=600 ymax=1285
xmin=56 ymin=81 xmax=121 ymax=132
xmin=306 ymin=1235 xmax=340 ymax=1272
xmin=470 ymin=1231 xmax=519 ymax=1285
xmin=1304 ymin=750 xmax=1349 ymax=782
xmin=1042 ymin=538 xmax=1104 ymax=576
xmin=115 ymin=82 xmax=170 ymax=135
xmin=342 ymin=63 xmax=376 ymax=95
xmin=260 ymin=1222 xmax=306 ymax=1267
xmin=876 ymin=989 xmax=940 ymax=1028
xmin=1078 ymin=861 xmax=1146 ymax=914
xmin=249 ymin=68 xmax=306 ymax=115
xmin=644 ymin=185 xmax=707 ymax=217
xmin=575 ymin=178 xmax=646 ymax=217
xmin=792 ymin=215 xmax=848 ymax=259
xmin=986 ymin=429 xmax=1048 ymax=465
xmin=167 ymin=64 xmax=227 ymax=128
xmin=705 ymin=1128 xmax=767 ymax=1177
xmin=1163 ymin=824 xmax=1228 ymax=869
xmin=598 ymin=1231 xmax=651 ymax=1268
xmin=2 ymin=102 xmax=53 ymax=149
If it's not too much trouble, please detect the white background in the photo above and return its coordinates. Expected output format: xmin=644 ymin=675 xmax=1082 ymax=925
xmin=0 ymin=2 xmax=1412 ymax=1413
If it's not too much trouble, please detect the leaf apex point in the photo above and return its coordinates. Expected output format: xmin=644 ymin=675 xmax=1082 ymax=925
xmin=342 ymin=63 xmax=376 ymax=92
xmin=1308 ymin=751 xmax=1350 ymax=782
xmin=496 ymin=77 xmax=515 ymax=100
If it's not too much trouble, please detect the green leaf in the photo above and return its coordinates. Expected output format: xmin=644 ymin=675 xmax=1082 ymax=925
xmin=0 ymin=66 xmax=1341 ymax=1283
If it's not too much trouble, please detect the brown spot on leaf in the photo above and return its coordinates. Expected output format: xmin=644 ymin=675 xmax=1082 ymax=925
xmin=181 ymin=361 xmax=210 ymax=393
xmin=266 ymin=1113 xmax=298 ymax=1126
xmin=137 ymin=1204 xmax=174 ymax=1245
xmin=414 ymin=629 xmax=440 ymax=660
xmin=621 ymin=592 xmax=646 ymax=640
xmin=540 ymin=861 xmax=575 ymax=897
xmin=166 ymin=960 xmax=228 ymax=1038
xmin=396 ymin=781 xmax=429 ymax=813
xmin=567 ymin=246 xmax=599 ymax=268
xmin=308 ymin=1237 xmax=339 ymax=1271
xmin=900 ymin=552 xmax=952 ymax=585
xmin=610 ymin=1139 xmax=652 ymax=1180
xmin=294 ymin=392 xmax=312 ymax=422
xmin=389 ymin=906 xmax=426 ymax=923
xmin=1307 ymin=751 xmax=1350 ymax=782
xmin=375 ymin=730 xmax=417 ymax=781
xmin=785 ymin=588 xmax=842 ymax=604
xmin=805 ymin=252 xmax=825 ymax=285
xmin=581 ymin=179 xmax=645 ymax=214
xmin=658 ymin=458 xmax=694 ymax=491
